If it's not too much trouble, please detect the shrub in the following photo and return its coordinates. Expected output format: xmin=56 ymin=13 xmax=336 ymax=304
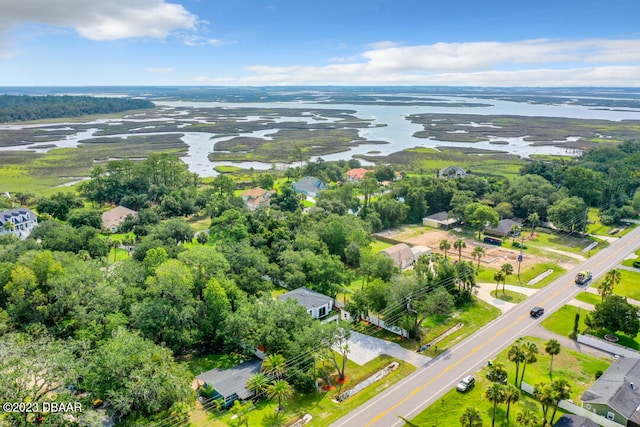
xmin=633 ymin=260 xmax=640 ymax=269
xmin=595 ymin=370 xmax=604 ymax=379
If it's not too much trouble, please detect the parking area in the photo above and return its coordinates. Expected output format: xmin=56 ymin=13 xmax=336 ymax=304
xmin=342 ymin=331 xmax=431 ymax=367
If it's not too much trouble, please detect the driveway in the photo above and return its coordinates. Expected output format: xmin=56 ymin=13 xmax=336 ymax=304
xmin=475 ymin=282 xmax=539 ymax=313
xmin=342 ymin=331 xmax=431 ymax=367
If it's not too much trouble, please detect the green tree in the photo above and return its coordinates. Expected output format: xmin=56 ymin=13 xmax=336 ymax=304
xmin=485 ymin=383 xmax=506 ymax=427
xmin=262 ymin=354 xmax=287 ymax=380
xmin=533 ymin=382 xmax=554 ymax=424
xmin=586 ymin=295 xmax=640 ymax=337
xmin=459 ymin=406 xmax=483 ymax=427
xmin=503 ymin=384 xmax=520 ymax=422
xmin=527 ymin=212 xmax=540 ymax=235
xmin=453 ymin=238 xmax=466 ymax=262
xmin=439 ymin=239 xmax=451 ymax=259
xmin=519 ymin=341 xmax=539 ymax=386
xmin=507 ymin=344 xmax=525 ymax=386
xmin=598 ymin=269 xmax=621 ymax=302
xmin=515 ymin=408 xmax=540 ymax=427
xmin=229 ymin=399 xmax=252 ymax=427
xmin=547 ymin=196 xmax=588 ymax=231
xmin=85 ymin=328 xmax=194 ymax=422
xmin=267 ymin=379 xmax=294 ymax=410
xmin=549 ymin=379 xmax=572 ymax=424
xmin=493 ymin=270 xmax=505 ymax=295
xmin=500 ymin=263 xmax=513 ymax=293
xmin=545 ymin=339 xmax=561 ymax=377
xmin=464 ymin=203 xmax=499 ymax=239
xmin=471 ymin=246 xmax=485 ymax=268
xmin=247 ymin=372 xmax=270 ymax=400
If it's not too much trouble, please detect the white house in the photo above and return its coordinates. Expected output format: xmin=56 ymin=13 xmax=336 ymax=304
xmin=278 ymin=287 xmax=337 ymax=323
xmin=0 ymin=208 xmax=38 ymax=239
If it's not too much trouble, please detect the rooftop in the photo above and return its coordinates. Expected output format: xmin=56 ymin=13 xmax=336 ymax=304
xmin=278 ymin=287 xmax=333 ymax=310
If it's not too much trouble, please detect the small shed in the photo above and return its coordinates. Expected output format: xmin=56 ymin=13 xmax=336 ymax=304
xmin=484 ymin=219 xmax=521 ymax=238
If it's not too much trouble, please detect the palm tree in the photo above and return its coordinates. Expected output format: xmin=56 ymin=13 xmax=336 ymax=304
xmin=247 ymin=372 xmax=270 ymax=400
xmin=267 ymin=379 xmax=293 ymax=411
xmin=459 ymin=406 xmax=483 ymax=427
xmin=533 ymin=382 xmax=554 ymax=424
xmin=493 ymin=271 xmax=505 ymax=294
xmin=262 ymin=354 xmax=287 ymax=380
xmin=500 ymin=263 xmax=513 ymax=293
xmin=519 ymin=341 xmax=539 ymax=386
xmin=471 ymin=246 xmax=485 ymax=269
xmin=544 ymin=339 xmax=561 ymax=377
xmin=439 ymin=239 xmax=451 ymax=259
xmin=485 ymin=383 xmax=506 ymax=427
xmin=454 ymin=238 xmax=466 ymax=262
xmin=598 ymin=269 xmax=621 ymax=302
xmin=230 ymin=400 xmax=252 ymax=427
xmin=527 ymin=212 xmax=540 ymax=235
xmin=549 ymin=378 xmax=572 ymax=424
xmin=503 ymin=384 xmax=520 ymax=422
xmin=516 ymin=408 xmax=540 ymax=427
xmin=507 ymin=344 xmax=525 ymax=386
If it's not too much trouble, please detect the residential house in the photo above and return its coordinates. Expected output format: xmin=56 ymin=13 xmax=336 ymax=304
xmin=422 ymin=211 xmax=459 ymax=229
xmin=101 ymin=206 xmax=137 ymax=233
xmin=437 ymin=165 xmax=468 ymax=179
xmin=0 ymin=208 xmax=38 ymax=239
xmin=278 ymin=287 xmax=337 ymax=323
xmin=345 ymin=168 xmax=370 ymax=183
xmin=553 ymin=414 xmax=599 ymax=427
xmin=241 ymin=187 xmax=272 ymax=211
xmin=196 ymin=360 xmax=262 ymax=408
xmin=581 ymin=357 xmax=640 ymax=426
xmin=484 ymin=219 xmax=522 ymax=238
xmin=381 ymin=243 xmax=415 ymax=270
xmin=292 ymin=176 xmax=327 ymax=198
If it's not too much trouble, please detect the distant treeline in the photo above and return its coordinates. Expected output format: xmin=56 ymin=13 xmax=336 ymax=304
xmin=0 ymin=95 xmax=154 ymax=122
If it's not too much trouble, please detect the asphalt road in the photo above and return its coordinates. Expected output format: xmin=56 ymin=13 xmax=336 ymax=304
xmin=330 ymin=227 xmax=640 ymax=427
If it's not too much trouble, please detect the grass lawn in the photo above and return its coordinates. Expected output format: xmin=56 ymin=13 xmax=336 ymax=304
xmin=517 ymin=231 xmax=601 ymax=257
xmin=370 ymin=239 xmax=394 ymax=253
xmin=490 ymin=289 xmax=528 ymax=303
xmin=411 ymin=335 xmax=611 ymax=427
xmin=586 ymin=207 xmax=617 ymax=236
xmin=419 ymin=298 xmax=501 ymax=357
xmin=540 ymin=305 xmax=590 ymax=338
xmin=194 ymin=355 xmax=415 ymax=427
xmin=477 ymin=262 xmax=564 ymax=289
xmin=592 ymin=269 xmax=640 ymax=301
xmin=574 ymin=291 xmax=601 ymax=306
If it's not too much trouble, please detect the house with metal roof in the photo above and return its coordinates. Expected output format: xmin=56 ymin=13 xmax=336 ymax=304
xmin=0 ymin=208 xmax=38 ymax=239
xmin=196 ymin=360 xmax=262 ymax=408
xmin=422 ymin=211 xmax=459 ymax=229
xmin=581 ymin=357 xmax=640 ymax=426
xmin=278 ymin=287 xmax=337 ymax=322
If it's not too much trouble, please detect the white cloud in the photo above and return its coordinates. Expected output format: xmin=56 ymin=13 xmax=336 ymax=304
xmin=365 ymin=41 xmax=401 ymax=50
xmin=0 ymin=0 xmax=199 ymax=42
xmin=178 ymin=34 xmax=230 ymax=47
xmin=234 ymin=38 xmax=640 ymax=86
xmin=147 ymin=67 xmax=173 ymax=74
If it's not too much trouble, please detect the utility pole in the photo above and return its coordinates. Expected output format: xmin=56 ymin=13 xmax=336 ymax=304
xmin=517 ymin=233 xmax=524 ymax=285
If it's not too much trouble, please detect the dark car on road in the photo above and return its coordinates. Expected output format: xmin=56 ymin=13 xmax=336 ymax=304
xmin=530 ymin=306 xmax=544 ymax=318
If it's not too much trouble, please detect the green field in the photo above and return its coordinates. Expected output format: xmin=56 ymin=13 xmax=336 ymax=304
xmin=540 ymin=305 xmax=589 ymax=337
xmin=490 ymin=289 xmax=528 ymax=303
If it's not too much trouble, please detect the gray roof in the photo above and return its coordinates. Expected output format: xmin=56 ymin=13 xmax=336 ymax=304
xmin=553 ymin=414 xmax=599 ymax=427
xmin=423 ymin=211 xmax=458 ymax=224
xmin=438 ymin=166 xmax=467 ymax=178
xmin=484 ymin=219 xmax=521 ymax=236
xmin=196 ymin=360 xmax=262 ymax=400
xmin=279 ymin=287 xmax=333 ymax=310
xmin=293 ymin=176 xmax=327 ymax=195
xmin=0 ymin=208 xmax=35 ymax=227
xmin=581 ymin=357 xmax=640 ymax=420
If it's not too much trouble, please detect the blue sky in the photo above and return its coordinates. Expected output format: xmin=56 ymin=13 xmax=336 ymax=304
xmin=2 ymin=0 xmax=640 ymax=86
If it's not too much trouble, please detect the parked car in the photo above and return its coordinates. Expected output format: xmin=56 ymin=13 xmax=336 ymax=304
xmin=530 ymin=306 xmax=544 ymax=318
xmin=456 ymin=375 xmax=475 ymax=392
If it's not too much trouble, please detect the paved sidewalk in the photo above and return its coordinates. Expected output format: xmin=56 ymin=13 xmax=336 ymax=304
xmin=341 ymin=331 xmax=431 ymax=367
